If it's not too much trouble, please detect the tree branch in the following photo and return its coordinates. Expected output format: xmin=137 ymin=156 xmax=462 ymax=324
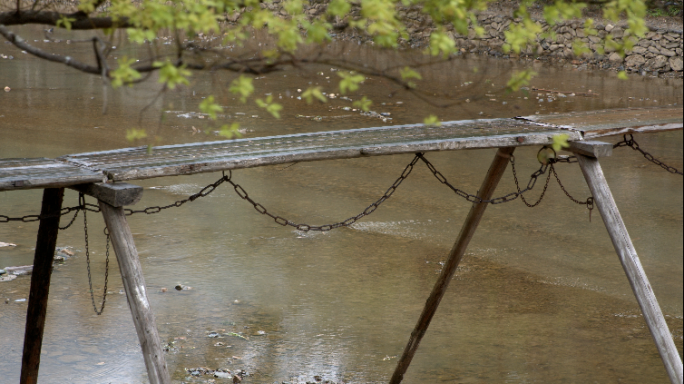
xmin=0 ymin=25 xmax=101 ymax=74
xmin=0 ymin=10 xmax=133 ymax=29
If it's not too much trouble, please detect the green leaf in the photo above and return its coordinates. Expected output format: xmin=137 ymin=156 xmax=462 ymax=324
xmin=255 ymin=95 xmax=283 ymax=118
xmin=428 ymin=31 xmax=456 ymax=57
xmin=229 ymin=76 xmax=255 ymax=103
xmin=302 ymin=87 xmax=327 ymax=104
xmin=328 ymin=0 xmax=351 ymax=17
xmin=218 ymin=123 xmax=241 ymax=139
xmin=423 ymin=115 xmax=440 ymax=126
xmin=617 ymin=71 xmax=629 ymax=80
xmin=551 ymin=133 xmax=570 ymax=153
xmin=338 ymin=72 xmax=365 ymax=94
xmin=352 ymin=96 xmax=372 ymax=112
xmin=154 ymin=61 xmax=191 ymax=90
xmin=126 ymin=128 xmax=148 ymax=142
xmin=399 ymin=67 xmax=422 ymax=88
xmin=506 ymin=69 xmax=536 ymax=92
xmin=199 ymin=95 xmax=223 ymax=120
xmin=110 ymin=56 xmax=142 ymax=88
xmin=56 ymin=16 xmax=76 ymax=30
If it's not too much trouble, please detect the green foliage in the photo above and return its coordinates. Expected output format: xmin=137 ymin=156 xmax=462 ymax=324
xmin=338 ymin=72 xmax=365 ymax=94
xmin=399 ymin=67 xmax=422 ymax=88
xmin=256 ymin=95 xmax=283 ymax=118
xmin=617 ymin=71 xmax=629 ymax=80
xmin=218 ymin=123 xmax=241 ymax=139
xmin=230 ymin=76 xmax=255 ymax=103
xmin=423 ymin=115 xmax=440 ymax=126
xmin=506 ymin=69 xmax=536 ymax=92
xmin=353 ymin=96 xmax=373 ymax=112
xmin=56 ymin=16 xmax=76 ymax=30
xmin=154 ymin=61 xmax=191 ymax=89
xmin=199 ymin=96 xmax=223 ymax=120
xmin=551 ymin=134 xmax=570 ymax=153
xmin=428 ymin=30 xmax=456 ymax=58
xmin=110 ymin=57 xmax=142 ymax=88
xmin=302 ymin=87 xmax=328 ymax=104
xmin=126 ymin=128 xmax=148 ymax=142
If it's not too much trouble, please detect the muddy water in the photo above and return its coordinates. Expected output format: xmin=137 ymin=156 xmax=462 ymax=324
xmin=1 ymin=26 xmax=682 ymax=384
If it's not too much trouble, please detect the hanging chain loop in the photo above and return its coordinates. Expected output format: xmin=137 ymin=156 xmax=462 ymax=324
xmin=223 ymin=155 xmax=422 ymax=231
xmin=82 ymin=193 xmax=109 ymax=316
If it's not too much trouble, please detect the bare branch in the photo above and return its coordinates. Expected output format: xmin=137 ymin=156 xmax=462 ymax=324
xmin=0 ymin=25 xmax=101 ymax=74
xmin=0 ymin=10 xmax=133 ymax=29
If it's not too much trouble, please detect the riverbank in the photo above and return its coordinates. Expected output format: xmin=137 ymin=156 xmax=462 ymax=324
xmin=254 ymin=0 xmax=684 ymax=78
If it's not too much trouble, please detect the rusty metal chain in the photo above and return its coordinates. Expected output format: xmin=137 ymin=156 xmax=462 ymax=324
xmin=224 ymin=154 xmax=422 ymax=231
xmin=614 ymin=134 xmax=683 ymax=175
xmin=82 ymin=193 xmax=109 ymax=316
xmin=419 ymin=152 xmax=548 ymax=205
xmin=511 ymin=147 xmax=594 ymax=220
xmin=123 ymin=176 xmax=229 ymax=216
xmin=511 ymin=157 xmax=552 ymax=208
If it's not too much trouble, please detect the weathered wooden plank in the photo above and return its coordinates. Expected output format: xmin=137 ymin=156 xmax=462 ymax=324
xmin=389 ymin=147 xmax=516 ymax=384
xmin=0 ymin=158 xmax=105 ymax=192
xmin=518 ymin=106 xmax=683 ymax=138
xmin=0 ymin=107 xmax=681 ymax=191
xmin=70 ymin=182 xmax=143 ymax=207
xmin=568 ymin=140 xmax=613 ymax=158
xmin=20 ymin=188 xmax=64 ymax=384
xmin=61 ymin=119 xmax=572 ymax=182
xmin=576 ymin=153 xmax=683 ymax=384
xmin=99 ymin=201 xmax=171 ymax=384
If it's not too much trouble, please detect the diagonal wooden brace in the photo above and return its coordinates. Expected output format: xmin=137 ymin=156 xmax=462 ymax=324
xmin=71 ymin=182 xmax=171 ymax=384
xmin=389 ymin=147 xmax=516 ymax=384
xmin=571 ymin=142 xmax=683 ymax=384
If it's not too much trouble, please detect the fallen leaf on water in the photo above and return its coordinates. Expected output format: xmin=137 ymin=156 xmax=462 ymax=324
xmin=0 ymin=242 xmax=17 ymax=247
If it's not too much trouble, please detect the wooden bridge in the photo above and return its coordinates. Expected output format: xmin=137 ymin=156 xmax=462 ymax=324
xmin=1 ymin=106 xmax=682 ymax=384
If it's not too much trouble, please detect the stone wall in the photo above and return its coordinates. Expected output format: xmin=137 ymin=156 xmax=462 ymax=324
xmin=438 ymin=13 xmax=683 ymax=76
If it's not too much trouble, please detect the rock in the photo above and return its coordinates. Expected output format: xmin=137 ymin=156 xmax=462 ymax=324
xmin=608 ymin=52 xmax=623 ymax=62
xmin=0 ymin=274 xmax=17 ymax=282
xmin=605 ymin=24 xmax=614 ymax=32
xmin=3 ymin=86 xmax=9 ymax=92
xmin=611 ymin=27 xmax=624 ymax=39
xmin=549 ymin=44 xmax=560 ymax=51
xmin=660 ymin=48 xmax=676 ymax=57
xmin=631 ymin=46 xmax=647 ymax=55
xmin=214 ymin=371 xmax=232 ymax=378
xmin=5 ymin=265 xmax=32 ymax=276
xmin=645 ymin=55 xmax=668 ymax=69
xmin=637 ymin=39 xmax=651 ymax=48
xmin=588 ymin=36 xmax=601 ymax=44
xmin=625 ymin=54 xmax=646 ymax=68
xmin=651 ymin=34 xmax=662 ymax=41
xmin=669 ymin=56 xmax=683 ymax=71
xmin=648 ymin=46 xmax=661 ymax=55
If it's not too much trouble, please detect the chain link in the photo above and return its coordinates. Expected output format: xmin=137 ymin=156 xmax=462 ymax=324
xmin=224 ymin=155 xmax=422 ymax=232
xmin=82 ymin=193 xmax=109 ymax=316
xmin=614 ymin=134 xmax=683 ymax=175
xmin=419 ymin=152 xmax=549 ymax=205
xmin=123 ymin=176 xmax=229 ymax=216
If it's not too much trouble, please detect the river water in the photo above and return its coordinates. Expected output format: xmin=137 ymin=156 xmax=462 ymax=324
xmin=0 ymin=26 xmax=682 ymax=383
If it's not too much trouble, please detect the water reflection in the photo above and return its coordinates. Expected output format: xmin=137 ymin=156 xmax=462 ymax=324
xmin=0 ymin=25 xmax=682 ymax=384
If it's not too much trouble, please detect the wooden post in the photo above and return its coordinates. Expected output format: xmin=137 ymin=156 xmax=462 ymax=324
xmin=20 ymin=188 xmax=64 ymax=384
xmin=389 ymin=147 xmax=516 ymax=384
xmin=575 ymin=152 xmax=683 ymax=384
xmin=71 ymin=182 xmax=170 ymax=384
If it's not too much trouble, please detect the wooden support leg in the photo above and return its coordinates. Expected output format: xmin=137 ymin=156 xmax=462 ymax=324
xmin=576 ymin=153 xmax=683 ymax=384
xmin=389 ymin=147 xmax=516 ymax=384
xmin=71 ymin=182 xmax=169 ymax=384
xmin=99 ymin=201 xmax=171 ymax=384
xmin=20 ymin=188 xmax=64 ymax=384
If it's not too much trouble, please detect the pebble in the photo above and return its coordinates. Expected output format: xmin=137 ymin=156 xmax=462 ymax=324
xmin=3 ymin=86 xmax=9 ymax=92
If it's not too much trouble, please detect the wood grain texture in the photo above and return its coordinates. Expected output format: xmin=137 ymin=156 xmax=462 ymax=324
xmin=0 ymin=158 xmax=105 ymax=192
xmin=577 ymin=154 xmax=683 ymax=384
xmin=71 ymin=182 xmax=143 ymax=207
xmin=568 ymin=140 xmax=613 ymax=158
xmin=20 ymin=188 xmax=64 ymax=384
xmin=99 ymin=202 xmax=171 ymax=384
xmin=389 ymin=147 xmax=516 ymax=384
